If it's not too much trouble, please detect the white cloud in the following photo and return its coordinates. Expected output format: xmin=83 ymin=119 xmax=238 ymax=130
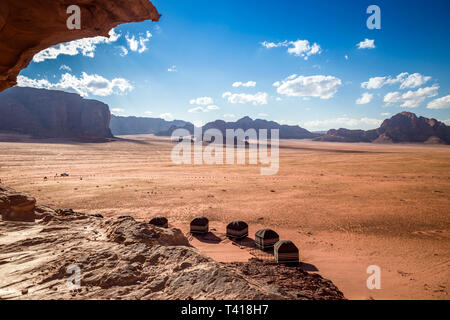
xmin=190 ymin=97 xmax=214 ymax=105
xmin=232 ymin=81 xmax=256 ymax=88
xmin=303 ymin=117 xmax=383 ymax=131
xmin=400 ymin=73 xmax=432 ymax=89
xmin=222 ymin=92 xmax=268 ymax=105
xmin=384 ymin=85 xmax=439 ymax=108
xmin=223 ymin=114 xmax=236 ymax=119
xmin=357 ymin=38 xmax=375 ymax=49
xmin=345 ymin=55 xmax=349 ymax=60
xmin=361 ymin=72 xmax=431 ymax=90
xmin=275 ymin=74 xmax=342 ymax=99
xmin=33 ymin=29 xmax=120 ymax=62
xmin=160 ymin=113 xmax=174 ymax=121
xmin=59 ymin=65 xmax=72 ymax=72
xmin=144 ymin=111 xmax=153 ymax=116
xmin=356 ymin=92 xmax=374 ymax=105
xmin=188 ymin=107 xmax=207 ymax=113
xmin=119 ymin=46 xmax=128 ymax=57
xmin=126 ymin=31 xmax=152 ymax=54
xmin=381 ymin=112 xmax=392 ymax=117
xmin=168 ymin=65 xmax=177 ymax=72
xmin=427 ymin=95 xmax=450 ymax=109
xmin=261 ymin=39 xmax=322 ymax=60
xmin=188 ymin=105 xmax=220 ymax=113
xmin=111 ymin=108 xmax=125 ymax=115
xmin=258 ymin=113 xmax=268 ymax=117
xmin=17 ymin=72 xmax=133 ymax=97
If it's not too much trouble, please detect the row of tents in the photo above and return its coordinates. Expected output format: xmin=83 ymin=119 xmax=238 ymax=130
xmin=149 ymin=216 xmax=299 ymax=264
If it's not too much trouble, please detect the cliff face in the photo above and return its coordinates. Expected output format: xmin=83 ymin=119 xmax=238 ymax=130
xmin=0 ymin=87 xmax=113 ymax=140
xmin=0 ymin=0 xmax=160 ymax=92
xmin=316 ymin=112 xmax=450 ymax=144
xmin=110 ymin=115 xmax=189 ymax=136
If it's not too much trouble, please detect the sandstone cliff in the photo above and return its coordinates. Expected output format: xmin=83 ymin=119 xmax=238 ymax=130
xmin=0 ymin=0 xmax=160 ymax=92
xmin=0 ymin=87 xmax=113 ymax=140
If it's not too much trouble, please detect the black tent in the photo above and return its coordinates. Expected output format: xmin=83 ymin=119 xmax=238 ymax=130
xmin=190 ymin=217 xmax=209 ymax=234
xmin=149 ymin=216 xmax=168 ymax=228
xmin=226 ymin=220 xmax=249 ymax=239
xmin=274 ymin=240 xmax=299 ymax=264
xmin=255 ymin=229 xmax=279 ymax=251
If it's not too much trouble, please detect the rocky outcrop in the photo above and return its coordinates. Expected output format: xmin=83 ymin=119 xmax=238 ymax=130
xmin=0 ymin=87 xmax=113 ymax=140
xmin=0 ymin=0 xmax=160 ymax=92
xmin=0 ymin=184 xmax=345 ymax=300
xmin=0 ymin=185 xmax=36 ymax=222
xmin=158 ymin=116 xmax=317 ymax=140
xmin=110 ymin=115 xmax=190 ymax=136
xmin=315 ymin=128 xmax=378 ymax=143
xmin=376 ymin=112 xmax=450 ymax=144
xmin=316 ymin=112 xmax=450 ymax=144
xmin=202 ymin=117 xmax=316 ymax=139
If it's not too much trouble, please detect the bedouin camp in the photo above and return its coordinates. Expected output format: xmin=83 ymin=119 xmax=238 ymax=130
xmin=190 ymin=216 xmax=209 ymax=234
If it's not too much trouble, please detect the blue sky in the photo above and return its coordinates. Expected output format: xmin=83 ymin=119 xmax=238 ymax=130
xmin=18 ymin=0 xmax=450 ymax=130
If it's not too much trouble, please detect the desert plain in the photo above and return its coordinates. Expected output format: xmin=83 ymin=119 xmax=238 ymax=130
xmin=0 ymin=134 xmax=449 ymax=300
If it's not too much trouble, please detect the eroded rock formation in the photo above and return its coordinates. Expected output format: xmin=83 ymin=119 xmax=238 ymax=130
xmin=0 ymin=185 xmax=345 ymax=300
xmin=0 ymin=185 xmax=36 ymax=222
xmin=0 ymin=87 xmax=113 ymax=140
xmin=0 ymin=0 xmax=160 ymax=92
xmin=316 ymin=112 xmax=450 ymax=144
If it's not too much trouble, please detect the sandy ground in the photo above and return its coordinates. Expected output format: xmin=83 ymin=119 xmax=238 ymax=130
xmin=0 ymin=134 xmax=449 ymax=300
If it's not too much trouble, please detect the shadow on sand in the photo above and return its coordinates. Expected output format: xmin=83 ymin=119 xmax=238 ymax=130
xmin=193 ymin=232 xmax=222 ymax=244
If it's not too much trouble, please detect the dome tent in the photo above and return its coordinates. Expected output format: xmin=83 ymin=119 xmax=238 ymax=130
xmin=149 ymin=216 xmax=168 ymax=228
xmin=226 ymin=220 xmax=249 ymax=239
xmin=255 ymin=229 xmax=279 ymax=251
xmin=190 ymin=216 xmax=209 ymax=234
xmin=274 ymin=240 xmax=299 ymax=264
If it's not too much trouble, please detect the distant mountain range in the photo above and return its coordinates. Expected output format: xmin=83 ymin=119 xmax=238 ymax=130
xmin=156 ymin=116 xmax=317 ymax=140
xmin=316 ymin=112 xmax=450 ymax=144
xmin=1 ymin=88 xmax=449 ymax=145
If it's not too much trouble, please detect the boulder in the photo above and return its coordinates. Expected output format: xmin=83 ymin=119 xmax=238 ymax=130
xmin=0 ymin=185 xmax=36 ymax=222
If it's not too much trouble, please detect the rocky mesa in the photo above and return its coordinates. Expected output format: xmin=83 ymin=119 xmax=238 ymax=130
xmin=0 ymin=87 xmax=113 ymax=140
